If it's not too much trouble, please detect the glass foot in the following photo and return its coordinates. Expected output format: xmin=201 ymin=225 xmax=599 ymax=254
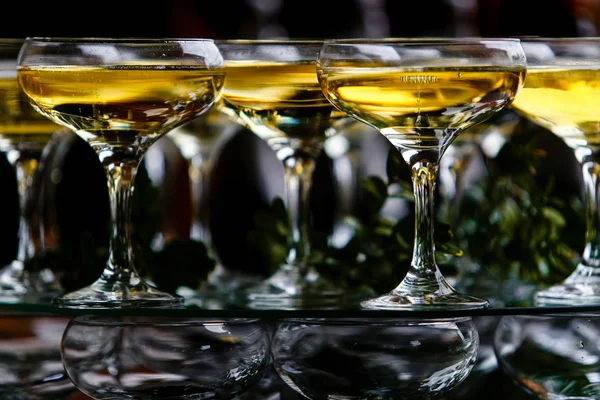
xmin=239 ymin=265 xmax=361 ymax=310
xmin=535 ymin=263 xmax=600 ymax=306
xmin=178 ymin=264 xmax=263 ymax=309
xmin=0 ymin=260 xmax=62 ymax=304
xmin=361 ymin=287 xmax=489 ymax=311
xmin=52 ymin=278 xmax=184 ymax=309
xmin=361 ymin=268 xmax=489 ymax=310
xmin=204 ymin=263 xmax=263 ymax=297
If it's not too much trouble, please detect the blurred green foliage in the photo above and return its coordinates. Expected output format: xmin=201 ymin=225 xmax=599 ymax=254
xmin=248 ymin=149 xmax=462 ymax=295
xmin=248 ymin=114 xmax=586 ymax=296
xmin=454 ymin=117 xmax=585 ymax=287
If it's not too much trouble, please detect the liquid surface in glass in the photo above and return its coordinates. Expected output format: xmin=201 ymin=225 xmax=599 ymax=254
xmin=319 ymin=65 xmax=525 ymax=150
xmin=0 ymin=71 xmax=61 ymax=144
xmin=511 ymin=67 xmax=600 ymax=149
xmin=219 ymin=61 xmax=343 ymax=147
xmin=17 ymin=65 xmax=225 ymax=148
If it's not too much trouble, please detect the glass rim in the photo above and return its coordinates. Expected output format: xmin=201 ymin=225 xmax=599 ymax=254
xmin=216 ymin=39 xmax=324 ymax=45
xmin=25 ymin=37 xmax=216 ymax=44
xmin=277 ymin=317 xmax=473 ymax=325
xmin=70 ymin=316 xmax=263 ymax=327
xmin=515 ymin=36 xmax=600 ymax=42
xmin=503 ymin=312 xmax=600 ymax=318
xmin=322 ymin=37 xmax=522 ymax=45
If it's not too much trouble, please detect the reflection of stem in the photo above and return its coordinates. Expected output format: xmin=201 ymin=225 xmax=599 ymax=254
xmin=102 ymin=156 xmax=141 ymax=285
xmin=438 ymin=143 xmax=476 ymax=224
xmin=189 ymin=150 xmax=213 ymax=247
xmin=106 ymin=325 xmax=125 ymax=386
xmin=6 ymin=147 xmax=42 ymax=266
xmin=281 ymin=153 xmax=317 ymax=269
xmin=329 ymin=148 xmax=361 ymax=248
xmin=581 ymin=157 xmax=600 ymax=267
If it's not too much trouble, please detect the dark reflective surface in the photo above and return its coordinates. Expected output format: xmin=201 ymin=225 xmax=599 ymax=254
xmin=0 ymin=313 xmax=586 ymax=400
xmin=0 ymin=315 xmax=84 ymax=399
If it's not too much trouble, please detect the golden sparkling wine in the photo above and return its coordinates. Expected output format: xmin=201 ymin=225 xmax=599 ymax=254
xmin=220 ymin=61 xmax=344 ymax=148
xmin=511 ymin=67 xmax=600 ymax=149
xmin=319 ymin=66 xmax=525 ymax=150
xmin=17 ymin=65 xmax=225 ymax=148
xmin=0 ymin=71 xmax=61 ymax=145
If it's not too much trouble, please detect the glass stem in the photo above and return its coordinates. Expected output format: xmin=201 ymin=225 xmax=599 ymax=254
xmin=329 ymin=151 xmax=359 ymax=248
xmin=581 ymin=157 xmax=600 ymax=267
xmin=189 ymin=151 xmax=212 ymax=247
xmin=438 ymin=142 xmax=476 ymax=224
xmin=410 ymin=158 xmax=438 ymax=274
xmin=101 ymin=158 xmax=141 ymax=284
xmin=7 ymin=148 xmax=42 ymax=266
xmin=396 ymin=147 xmax=457 ymax=296
xmin=282 ymin=154 xmax=316 ymax=270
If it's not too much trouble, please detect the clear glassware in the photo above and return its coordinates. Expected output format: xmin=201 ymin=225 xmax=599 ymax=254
xmin=271 ymin=317 xmax=479 ymax=399
xmin=512 ymin=38 xmax=600 ymax=306
xmin=0 ymin=315 xmax=78 ymax=398
xmin=317 ymin=38 xmax=526 ymax=310
xmin=216 ymin=40 xmax=354 ymax=309
xmin=323 ymin=120 xmax=378 ymax=249
xmin=494 ymin=313 xmax=600 ymax=399
xmin=166 ymin=108 xmax=262 ymax=306
xmin=0 ymin=38 xmax=64 ymax=303
xmin=61 ymin=316 xmax=270 ymax=399
xmin=17 ymin=37 xmax=225 ymax=308
xmin=441 ymin=111 xmax=538 ymax=308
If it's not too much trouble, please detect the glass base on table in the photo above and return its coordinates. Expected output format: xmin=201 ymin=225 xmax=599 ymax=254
xmin=0 ymin=260 xmax=62 ymax=304
xmin=238 ymin=265 xmax=370 ymax=310
xmin=180 ymin=263 xmax=263 ymax=309
xmin=535 ymin=263 xmax=600 ymax=306
xmin=361 ymin=274 xmax=489 ymax=311
xmin=52 ymin=277 xmax=184 ymax=309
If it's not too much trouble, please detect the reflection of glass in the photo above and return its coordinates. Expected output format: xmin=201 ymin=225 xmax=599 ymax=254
xmin=440 ymin=112 xmax=530 ymax=307
xmin=17 ymin=38 xmax=225 ymax=308
xmin=513 ymin=38 xmax=600 ymax=306
xmin=317 ymin=38 xmax=526 ymax=310
xmin=0 ymin=316 xmax=76 ymax=398
xmin=271 ymin=317 xmax=479 ymax=399
xmin=323 ymin=121 xmax=377 ymax=249
xmin=217 ymin=40 xmax=351 ymax=309
xmin=168 ymin=108 xmax=260 ymax=303
xmin=438 ymin=122 xmax=491 ymax=227
xmin=62 ymin=316 xmax=270 ymax=399
xmin=0 ymin=39 xmax=63 ymax=303
xmin=494 ymin=314 xmax=600 ymax=399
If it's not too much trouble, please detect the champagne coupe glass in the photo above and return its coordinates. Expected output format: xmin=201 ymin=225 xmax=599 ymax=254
xmin=61 ymin=316 xmax=270 ymax=399
xmin=494 ymin=313 xmax=600 ymax=399
xmin=0 ymin=38 xmax=64 ymax=303
xmin=317 ymin=38 xmax=526 ymax=310
xmin=512 ymin=38 xmax=600 ymax=306
xmin=216 ymin=40 xmax=352 ymax=309
xmin=271 ymin=317 xmax=479 ymax=399
xmin=17 ymin=38 xmax=225 ymax=308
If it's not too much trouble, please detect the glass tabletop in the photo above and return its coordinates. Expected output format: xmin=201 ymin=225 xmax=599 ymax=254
xmin=1 ymin=298 xmax=600 ymax=319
